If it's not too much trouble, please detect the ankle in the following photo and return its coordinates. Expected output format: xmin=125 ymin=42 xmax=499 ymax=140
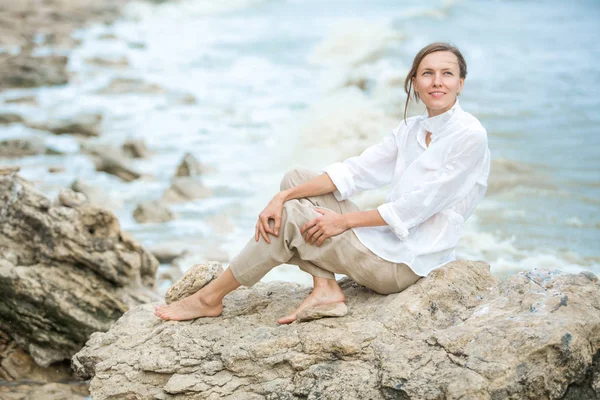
xmin=195 ymin=291 xmax=222 ymax=307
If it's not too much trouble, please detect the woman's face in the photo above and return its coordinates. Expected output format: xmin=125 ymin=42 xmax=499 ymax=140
xmin=412 ymin=51 xmax=464 ymax=117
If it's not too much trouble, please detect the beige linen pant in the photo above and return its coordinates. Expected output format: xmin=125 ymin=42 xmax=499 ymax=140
xmin=229 ymin=169 xmax=421 ymax=295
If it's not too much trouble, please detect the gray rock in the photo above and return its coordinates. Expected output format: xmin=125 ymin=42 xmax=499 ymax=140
xmin=296 ymin=302 xmax=348 ymax=322
xmin=161 ymin=177 xmax=211 ymax=203
xmin=0 ymin=137 xmax=60 ymax=158
xmin=27 ymin=113 xmax=103 ymax=137
xmin=72 ymin=262 xmax=600 ymax=400
xmin=0 ymin=174 xmax=159 ymax=367
xmin=70 ymin=178 xmax=122 ymax=211
xmin=175 ymin=152 xmax=204 ymax=177
xmin=83 ymin=144 xmax=142 ymax=181
xmin=57 ymin=188 xmax=88 ymax=208
xmin=165 ymin=261 xmax=224 ymax=304
xmin=0 ymin=113 xmax=24 ymax=125
xmin=0 ymin=53 xmax=69 ymax=90
xmin=98 ymin=78 xmax=165 ymax=95
xmin=133 ymin=200 xmax=175 ymax=223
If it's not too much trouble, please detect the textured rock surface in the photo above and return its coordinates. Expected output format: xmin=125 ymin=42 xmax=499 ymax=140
xmin=0 ymin=172 xmax=159 ymax=367
xmin=296 ymin=302 xmax=348 ymax=322
xmin=165 ymin=261 xmax=224 ymax=304
xmin=73 ymin=261 xmax=600 ymax=399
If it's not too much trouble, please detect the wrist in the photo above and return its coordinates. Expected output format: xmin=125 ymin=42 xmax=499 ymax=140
xmin=341 ymin=214 xmax=352 ymax=230
xmin=277 ymin=190 xmax=291 ymax=202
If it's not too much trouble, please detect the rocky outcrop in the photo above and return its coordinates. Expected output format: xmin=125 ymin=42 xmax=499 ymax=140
xmin=73 ymin=261 xmax=600 ymax=400
xmin=0 ymin=171 xmax=159 ymax=368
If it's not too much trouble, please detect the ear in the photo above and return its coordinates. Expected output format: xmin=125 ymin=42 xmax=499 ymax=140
xmin=411 ymin=76 xmax=419 ymax=99
xmin=458 ymin=78 xmax=465 ymax=94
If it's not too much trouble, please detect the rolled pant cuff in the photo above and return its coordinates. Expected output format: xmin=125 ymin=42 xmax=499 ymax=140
xmin=229 ymin=260 xmax=260 ymax=287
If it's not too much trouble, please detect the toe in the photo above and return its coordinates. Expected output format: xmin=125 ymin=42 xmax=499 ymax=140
xmin=277 ymin=314 xmax=296 ymax=325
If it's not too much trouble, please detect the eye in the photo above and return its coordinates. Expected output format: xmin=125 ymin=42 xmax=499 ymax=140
xmin=444 ymin=71 xmax=454 ymax=76
xmin=422 ymin=71 xmax=432 ymax=75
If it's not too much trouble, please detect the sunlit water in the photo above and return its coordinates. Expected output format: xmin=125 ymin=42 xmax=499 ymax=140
xmin=1 ymin=0 xmax=598 ymax=289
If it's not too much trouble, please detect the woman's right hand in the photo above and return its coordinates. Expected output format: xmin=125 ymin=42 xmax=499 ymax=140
xmin=255 ymin=192 xmax=286 ymax=244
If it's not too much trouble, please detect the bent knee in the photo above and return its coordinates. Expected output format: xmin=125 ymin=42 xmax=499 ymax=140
xmin=280 ymin=168 xmax=317 ymax=191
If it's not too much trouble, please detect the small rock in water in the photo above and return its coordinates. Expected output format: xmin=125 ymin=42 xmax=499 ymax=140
xmin=98 ymin=78 xmax=165 ymax=95
xmin=48 ymin=166 xmax=65 ymax=174
xmin=297 ymin=302 xmax=348 ymax=322
xmin=70 ymin=178 xmax=123 ymax=211
xmin=122 ymin=139 xmax=150 ymax=159
xmin=27 ymin=113 xmax=103 ymax=137
xmin=165 ymin=262 xmax=224 ymax=304
xmin=175 ymin=153 xmax=204 ymax=178
xmin=0 ymin=113 xmax=24 ymax=125
xmin=84 ymin=56 xmax=129 ymax=68
xmin=133 ymin=200 xmax=175 ymax=224
xmin=4 ymin=96 xmax=38 ymax=105
xmin=161 ymin=177 xmax=211 ymax=203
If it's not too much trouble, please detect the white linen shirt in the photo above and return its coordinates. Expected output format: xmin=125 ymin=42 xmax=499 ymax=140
xmin=323 ymin=100 xmax=491 ymax=277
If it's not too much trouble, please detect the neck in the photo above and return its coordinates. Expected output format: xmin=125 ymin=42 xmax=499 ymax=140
xmin=426 ymin=98 xmax=457 ymax=117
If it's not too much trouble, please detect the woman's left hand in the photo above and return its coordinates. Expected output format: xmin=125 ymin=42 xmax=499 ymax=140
xmin=301 ymin=208 xmax=349 ymax=246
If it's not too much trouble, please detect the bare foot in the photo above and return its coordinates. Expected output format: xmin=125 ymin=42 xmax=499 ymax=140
xmin=154 ymin=294 xmax=223 ymax=321
xmin=277 ymin=283 xmax=345 ymax=325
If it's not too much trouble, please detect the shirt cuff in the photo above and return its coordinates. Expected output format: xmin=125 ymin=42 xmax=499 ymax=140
xmin=322 ymin=162 xmax=355 ymax=201
xmin=377 ymin=203 xmax=409 ymax=241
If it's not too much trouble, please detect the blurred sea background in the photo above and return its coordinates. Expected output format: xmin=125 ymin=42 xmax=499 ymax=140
xmin=1 ymin=0 xmax=599 ymax=289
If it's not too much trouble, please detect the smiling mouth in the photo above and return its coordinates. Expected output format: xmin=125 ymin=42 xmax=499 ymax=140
xmin=429 ymin=91 xmax=446 ymax=96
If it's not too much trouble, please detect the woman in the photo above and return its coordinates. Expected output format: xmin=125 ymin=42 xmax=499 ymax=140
xmin=155 ymin=42 xmax=491 ymax=324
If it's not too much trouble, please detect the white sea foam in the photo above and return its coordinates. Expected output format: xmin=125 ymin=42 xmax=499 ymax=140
xmin=308 ymin=21 xmax=403 ymax=67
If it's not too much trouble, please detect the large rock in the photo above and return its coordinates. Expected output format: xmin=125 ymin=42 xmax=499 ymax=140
xmin=0 ymin=171 xmax=159 ymax=367
xmin=72 ymin=262 xmax=600 ymax=400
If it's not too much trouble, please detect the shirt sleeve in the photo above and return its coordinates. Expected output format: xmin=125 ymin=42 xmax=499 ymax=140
xmin=377 ymin=129 xmax=488 ymax=240
xmin=323 ymin=129 xmax=400 ymax=201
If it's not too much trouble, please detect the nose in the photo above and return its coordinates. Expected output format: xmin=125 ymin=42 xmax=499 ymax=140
xmin=433 ymin=73 xmax=442 ymax=86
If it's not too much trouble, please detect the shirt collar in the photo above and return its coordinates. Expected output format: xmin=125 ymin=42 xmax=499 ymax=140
xmin=417 ymin=99 xmax=461 ymax=147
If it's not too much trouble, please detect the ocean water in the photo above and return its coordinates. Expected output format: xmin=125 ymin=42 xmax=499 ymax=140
xmin=1 ymin=0 xmax=598 ymax=287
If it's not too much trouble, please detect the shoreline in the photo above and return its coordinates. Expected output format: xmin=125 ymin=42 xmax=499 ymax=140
xmin=0 ymin=0 xmax=146 ymax=91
